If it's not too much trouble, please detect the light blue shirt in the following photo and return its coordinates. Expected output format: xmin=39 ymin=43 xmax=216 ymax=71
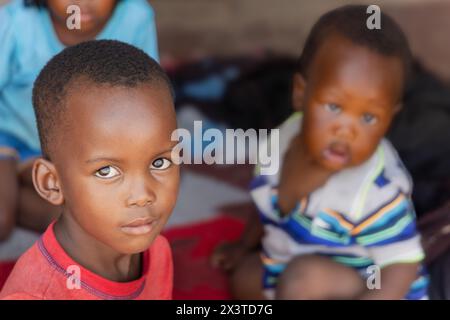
xmin=0 ymin=0 xmax=159 ymax=152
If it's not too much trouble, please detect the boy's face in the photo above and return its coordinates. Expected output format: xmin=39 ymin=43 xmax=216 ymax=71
xmin=293 ymin=33 xmax=404 ymax=172
xmin=50 ymin=82 xmax=179 ymax=254
xmin=47 ymin=0 xmax=116 ymax=34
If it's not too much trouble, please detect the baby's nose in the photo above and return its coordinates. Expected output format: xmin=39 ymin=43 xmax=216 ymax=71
xmin=334 ymin=121 xmax=357 ymax=141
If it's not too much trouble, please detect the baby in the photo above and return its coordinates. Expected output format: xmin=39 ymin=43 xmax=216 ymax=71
xmin=212 ymin=5 xmax=428 ymax=300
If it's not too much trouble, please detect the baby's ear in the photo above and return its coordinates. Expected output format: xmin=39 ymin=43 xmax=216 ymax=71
xmin=292 ymin=73 xmax=307 ymax=112
xmin=393 ymin=103 xmax=403 ymax=114
xmin=32 ymin=158 xmax=64 ymax=206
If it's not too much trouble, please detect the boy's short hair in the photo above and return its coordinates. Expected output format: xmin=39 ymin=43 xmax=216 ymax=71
xmin=297 ymin=5 xmax=412 ymax=80
xmin=32 ymin=39 xmax=172 ymax=158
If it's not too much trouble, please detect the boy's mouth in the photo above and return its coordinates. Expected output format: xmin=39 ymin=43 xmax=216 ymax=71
xmin=121 ymin=217 xmax=158 ymax=236
xmin=322 ymin=142 xmax=350 ymax=166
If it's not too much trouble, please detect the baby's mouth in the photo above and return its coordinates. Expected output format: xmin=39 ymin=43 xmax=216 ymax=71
xmin=322 ymin=142 xmax=351 ymax=166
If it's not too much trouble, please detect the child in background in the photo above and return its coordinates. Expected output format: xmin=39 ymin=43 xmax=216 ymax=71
xmin=212 ymin=5 xmax=428 ymax=300
xmin=0 ymin=0 xmax=159 ymax=240
xmin=0 ymin=40 xmax=178 ymax=300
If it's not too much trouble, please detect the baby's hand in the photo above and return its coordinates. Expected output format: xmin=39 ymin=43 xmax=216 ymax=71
xmin=210 ymin=241 xmax=249 ymax=272
xmin=278 ymin=134 xmax=335 ymax=214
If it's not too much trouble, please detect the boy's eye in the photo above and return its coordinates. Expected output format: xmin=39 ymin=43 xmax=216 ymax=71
xmin=151 ymin=158 xmax=172 ymax=170
xmin=362 ymin=113 xmax=378 ymax=125
xmin=324 ymin=103 xmax=341 ymax=114
xmin=95 ymin=166 xmax=120 ymax=179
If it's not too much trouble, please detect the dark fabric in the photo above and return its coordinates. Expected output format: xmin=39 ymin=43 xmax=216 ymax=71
xmin=417 ymin=202 xmax=450 ymax=300
xmin=170 ymin=55 xmax=296 ymax=130
xmin=428 ymin=247 xmax=450 ymax=300
xmin=418 ymin=201 xmax=450 ymax=265
xmin=221 ymin=56 xmax=296 ymax=130
xmin=388 ymin=61 xmax=450 ymax=217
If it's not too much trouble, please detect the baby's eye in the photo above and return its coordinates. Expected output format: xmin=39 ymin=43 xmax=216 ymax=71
xmin=95 ymin=166 xmax=120 ymax=179
xmin=151 ymin=158 xmax=172 ymax=170
xmin=324 ymin=103 xmax=341 ymax=114
xmin=362 ymin=113 xmax=378 ymax=125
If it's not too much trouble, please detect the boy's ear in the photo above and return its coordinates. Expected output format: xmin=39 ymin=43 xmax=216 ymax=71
xmin=32 ymin=158 xmax=64 ymax=206
xmin=292 ymin=73 xmax=307 ymax=112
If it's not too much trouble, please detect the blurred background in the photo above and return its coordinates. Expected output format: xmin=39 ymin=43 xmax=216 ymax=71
xmin=0 ymin=0 xmax=450 ymax=299
xmin=151 ymin=0 xmax=450 ymax=82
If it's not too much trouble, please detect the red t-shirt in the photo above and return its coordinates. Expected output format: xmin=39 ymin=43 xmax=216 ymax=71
xmin=0 ymin=222 xmax=173 ymax=300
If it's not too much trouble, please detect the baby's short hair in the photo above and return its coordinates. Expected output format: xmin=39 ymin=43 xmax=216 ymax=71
xmin=32 ymin=40 xmax=172 ymax=158
xmin=298 ymin=5 xmax=412 ymax=80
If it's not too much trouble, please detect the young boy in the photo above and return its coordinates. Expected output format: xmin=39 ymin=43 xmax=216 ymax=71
xmin=0 ymin=40 xmax=179 ymax=300
xmin=0 ymin=0 xmax=159 ymax=240
xmin=212 ymin=5 xmax=428 ymax=300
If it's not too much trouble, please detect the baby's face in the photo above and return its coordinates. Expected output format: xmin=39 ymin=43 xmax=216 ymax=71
xmin=52 ymin=83 xmax=179 ymax=254
xmin=296 ymin=33 xmax=404 ymax=172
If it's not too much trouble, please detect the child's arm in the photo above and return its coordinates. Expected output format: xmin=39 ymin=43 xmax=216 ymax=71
xmin=357 ymin=262 xmax=420 ymax=300
xmin=210 ymin=207 xmax=264 ymax=272
xmin=0 ymin=158 xmax=18 ymax=240
xmin=278 ymin=135 xmax=334 ymax=215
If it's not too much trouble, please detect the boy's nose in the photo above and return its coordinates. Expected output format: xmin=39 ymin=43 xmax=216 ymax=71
xmin=126 ymin=179 xmax=157 ymax=208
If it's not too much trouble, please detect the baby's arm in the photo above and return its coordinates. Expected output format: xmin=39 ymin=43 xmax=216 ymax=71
xmin=358 ymin=196 xmax=426 ymax=299
xmin=278 ymin=135 xmax=334 ymax=215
